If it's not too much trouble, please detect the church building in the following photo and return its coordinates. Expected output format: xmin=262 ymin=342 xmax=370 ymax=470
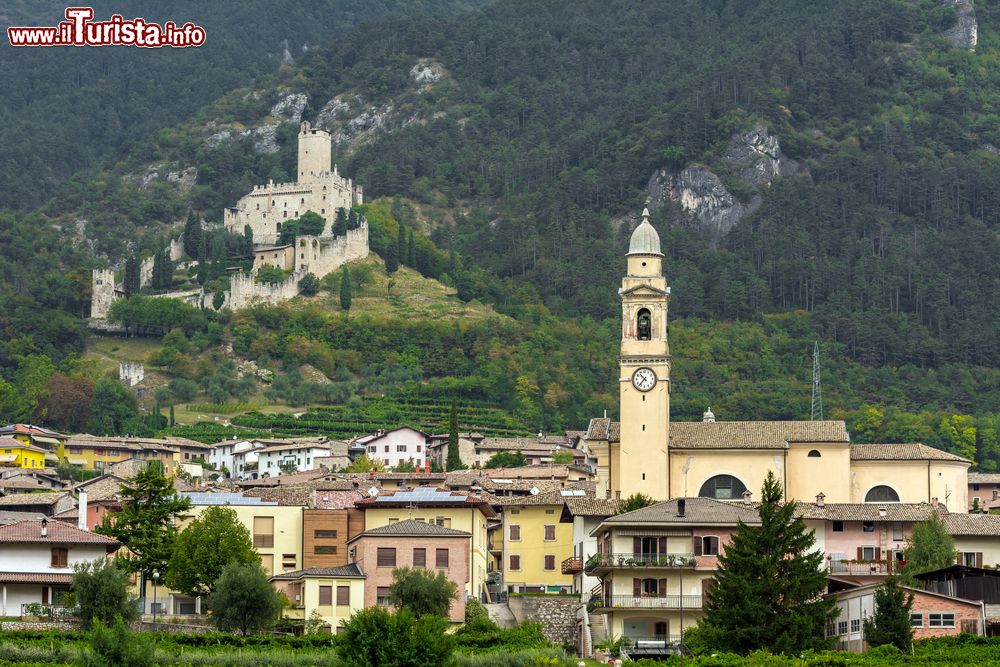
xmin=584 ymin=209 xmax=969 ymax=514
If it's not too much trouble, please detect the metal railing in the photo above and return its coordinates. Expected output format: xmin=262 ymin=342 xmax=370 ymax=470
xmin=585 ymin=553 xmax=697 ymax=572
xmin=561 ymin=556 xmax=583 ymax=574
xmin=20 ymin=603 xmax=73 ymax=620
xmin=622 ymin=636 xmax=683 ymax=655
xmin=827 ymin=560 xmax=894 ymax=575
xmin=593 ymin=595 xmax=703 ymax=610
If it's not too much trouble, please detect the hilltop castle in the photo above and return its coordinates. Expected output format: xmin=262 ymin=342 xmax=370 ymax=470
xmin=92 ymin=122 xmax=369 ymax=318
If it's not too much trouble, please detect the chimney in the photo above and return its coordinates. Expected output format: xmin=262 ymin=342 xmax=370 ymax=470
xmin=677 ymin=498 xmax=686 ymax=517
xmin=424 ymin=460 xmax=430 ymax=474
xmin=702 ymin=407 xmax=716 ymax=423
xmin=40 ymin=517 xmax=48 ymax=538
xmin=744 ymin=490 xmax=754 ymax=506
xmin=878 ymin=506 xmax=887 ymax=518
xmin=78 ymin=490 xmax=88 ymax=531
xmin=931 ymin=497 xmax=939 ymax=507
xmin=815 ymin=492 xmax=825 ymax=508
xmin=615 ymin=490 xmax=621 ymax=500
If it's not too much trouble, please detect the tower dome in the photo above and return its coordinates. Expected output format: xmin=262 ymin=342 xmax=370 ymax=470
xmin=627 ymin=208 xmax=663 ymax=256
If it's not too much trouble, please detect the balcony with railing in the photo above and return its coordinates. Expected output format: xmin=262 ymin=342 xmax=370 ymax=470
xmin=561 ymin=556 xmax=583 ymax=575
xmin=591 ymin=594 xmax=703 ymax=611
xmin=585 ymin=552 xmax=697 ymax=574
xmin=827 ymin=559 xmax=896 ymax=576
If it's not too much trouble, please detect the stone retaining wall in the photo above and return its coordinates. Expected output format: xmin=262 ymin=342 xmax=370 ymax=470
xmin=507 ymin=595 xmax=581 ymax=647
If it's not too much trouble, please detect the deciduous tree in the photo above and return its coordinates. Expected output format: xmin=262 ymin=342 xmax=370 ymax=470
xmin=388 ymin=567 xmax=458 ymax=618
xmin=208 ymin=562 xmax=282 ymax=636
xmin=165 ymin=506 xmax=258 ymax=598
xmin=71 ymin=558 xmax=140 ymax=629
xmin=902 ymin=513 xmax=956 ymax=582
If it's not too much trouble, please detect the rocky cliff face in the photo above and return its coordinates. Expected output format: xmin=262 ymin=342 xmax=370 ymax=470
xmin=943 ymin=0 xmax=977 ymax=50
xmin=646 ymin=123 xmax=799 ymax=245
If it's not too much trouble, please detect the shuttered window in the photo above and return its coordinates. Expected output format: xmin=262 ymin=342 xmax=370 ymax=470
xmin=544 ymin=555 xmax=555 ymax=570
xmin=377 ymin=548 xmax=396 ymax=567
xmin=510 ymin=524 xmax=521 ymax=541
xmin=544 ymin=525 xmax=556 ymax=541
xmin=319 ymin=586 xmax=332 ymax=605
xmin=509 ymin=555 xmax=521 ymax=570
xmin=253 ymin=516 xmax=274 ymax=548
xmin=436 ymin=548 xmax=449 ymax=568
xmin=413 ymin=548 xmax=426 ymax=567
xmin=336 ymin=586 xmax=350 ymax=606
xmin=50 ymin=548 xmax=68 ymax=568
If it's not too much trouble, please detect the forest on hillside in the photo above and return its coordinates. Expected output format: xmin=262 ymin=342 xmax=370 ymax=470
xmin=3 ymin=1 xmax=1000 ymax=468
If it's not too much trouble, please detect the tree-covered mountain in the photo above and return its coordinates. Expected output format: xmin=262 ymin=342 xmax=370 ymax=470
xmin=5 ymin=0 xmax=1000 ymax=468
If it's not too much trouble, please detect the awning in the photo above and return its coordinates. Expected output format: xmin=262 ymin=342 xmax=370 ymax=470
xmin=0 ymin=572 xmax=73 ymax=585
xmin=44 ymin=453 xmax=59 ymax=463
xmin=0 ymin=455 xmax=17 ymax=463
xmin=65 ymin=457 xmax=87 ymax=466
xmin=32 ymin=437 xmax=61 ymax=445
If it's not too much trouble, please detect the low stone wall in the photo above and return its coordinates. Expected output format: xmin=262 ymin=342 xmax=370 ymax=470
xmin=0 ymin=620 xmax=81 ymax=631
xmin=507 ymin=595 xmax=581 ymax=647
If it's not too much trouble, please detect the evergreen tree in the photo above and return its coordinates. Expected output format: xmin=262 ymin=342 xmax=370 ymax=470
xmin=211 ymin=236 xmax=226 ymax=280
xmin=208 ymin=562 xmax=282 ymax=636
xmin=243 ymin=225 xmax=254 ymax=255
xmin=863 ymin=577 xmax=914 ymax=652
xmin=348 ymin=209 xmax=361 ymax=230
xmin=397 ymin=224 xmax=407 ymax=268
xmin=445 ymin=400 xmax=463 ymax=471
xmin=385 ymin=238 xmax=399 ymax=275
xmin=696 ymin=471 xmax=836 ymax=654
xmin=340 ymin=266 xmax=352 ymax=310
xmin=196 ymin=233 xmax=207 ymax=285
xmin=902 ymin=513 xmax=956 ymax=583
xmin=407 ymin=228 xmax=416 ymax=267
xmin=334 ymin=208 xmax=349 ymax=236
xmin=168 ymin=404 xmax=175 ymax=426
xmin=183 ymin=212 xmax=201 ymax=259
xmin=123 ymin=255 xmax=140 ymax=296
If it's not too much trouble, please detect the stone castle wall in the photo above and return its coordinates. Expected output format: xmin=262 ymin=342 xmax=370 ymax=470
xmin=119 ymin=362 xmax=145 ymax=387
xmin=227 ymin=271 xmax=301 ymax=310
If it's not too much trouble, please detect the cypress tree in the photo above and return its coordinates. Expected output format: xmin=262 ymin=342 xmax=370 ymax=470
xmin=384 ymin=238 xmax=399 ymax=275
xmin=697 ymin=471 xmax=836 ymax=654
xmin=123 ymin=256 xmax=140 ymax=296
xmin=243 ymin=225 xmax=254 ymax=255
xmin=334 ymin=208 xmax=348 ymax=236
xmin=407 ymin=228 xmax=416 ymax=267
xmin=168 ymin=404 xmax=175 ymax=427
xmin=183 ymin=213 xmax=202 ymax=259
xmin=339 ymin=266 xmax=352 ymax=311
xmin=397 ymin=224 xmax=406 ymax=268
xmin=196 ymin=234 xmax=207 ymax=286
xmin=445 ymin=401 xmax=464 ymax=471
xmin=863 ymin=577 xmax=914 ymax=652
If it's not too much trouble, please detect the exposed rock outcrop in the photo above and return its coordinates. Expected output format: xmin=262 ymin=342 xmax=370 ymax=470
xmin=410 ymin=60 xmax=445 ymax=85
xmin=943 ymin=0 xmax=977 ymax=49
xmin=270 ymin=92 xmax=308 ymax=123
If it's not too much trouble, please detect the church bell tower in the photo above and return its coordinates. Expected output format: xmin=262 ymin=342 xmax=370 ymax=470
xmin=615 ymin=208 xmax=670 ymax=500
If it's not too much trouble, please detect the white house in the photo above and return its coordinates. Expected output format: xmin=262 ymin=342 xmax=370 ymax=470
xmin=209 ymin=440 xmax=264 ymax=480
xmin=256 ymin=442 xmax=334 ymax=477
xmin=0 ymin=519 xmax=120 ymax=616
xmin=362 ymin=427 xmax=430 ymax=469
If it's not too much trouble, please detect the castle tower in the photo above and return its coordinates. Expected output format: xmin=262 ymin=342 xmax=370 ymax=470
xmin=91 ymin=269 xmax=117 ymax=319
xmin=297 ymin=121 xmax=332 ymax=181
xmin=615 ymin=208 xmax=671 ymax=500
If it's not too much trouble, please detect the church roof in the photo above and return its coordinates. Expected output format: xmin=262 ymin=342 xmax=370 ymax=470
xmin=793 ymin=502 xmax=944 ymax=522
xmin=669 ymin=420 xmax=849 ymax=449
xmin=849 ymin=443 xmax=969 ymax=463
xmin=627 ymin=208 xmax=663 ymax=256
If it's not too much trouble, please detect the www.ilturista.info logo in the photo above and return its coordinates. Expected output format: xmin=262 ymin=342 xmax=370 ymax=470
xmin=6 ymin=7 xmax=205 ymax=48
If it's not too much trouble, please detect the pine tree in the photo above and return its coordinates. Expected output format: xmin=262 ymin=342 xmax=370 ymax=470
xmin=696 ymin=471 xmax=836 ymax=654
xmin=339 ymin=266 xmax=352 ymax=311
xmin=384 ymin=238 xmax=399 ymax=275
xmin=407 ymin=228 xmax=416 ymax=267
xmin=445 ymin=400 xmax=464 ymax=471
xmin=863 ymin=577 xmax=914 ymax=652
xmin=123 ymin=255 xmax=140 ymax=296
xmin=152 ymin=246 xmax=172 ymax=290
xmin=334 ymin=208 xmax=348 ymax=236
xmin=183 ymin=213 xmax=202 ymax=259
xmin=196 ymin=233 xmax=208 ymax=285
xmin=397 ymin=224 xmax=407 ymax=268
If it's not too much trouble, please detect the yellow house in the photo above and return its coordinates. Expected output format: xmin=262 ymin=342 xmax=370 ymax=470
xmin=354 ymin=488 xmax=495 ymax=602
xmin=0 ymin=424 xmax=66 ymax=466
xmin=59 ymin=436 xmax=184 ymax=475
xmin=0 ymin=437 xmax=46 ymax=469
xmin=490 ymin=491 xmax=574 ymax=594
xmin=271 ymin=565 xmax=366 ymax=631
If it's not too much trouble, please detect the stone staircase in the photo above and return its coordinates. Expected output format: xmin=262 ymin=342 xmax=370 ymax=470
xmin=485 ymin=602 xmax=517 ymax=629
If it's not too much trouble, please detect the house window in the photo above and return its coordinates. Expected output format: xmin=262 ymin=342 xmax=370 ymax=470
xmin=510 ymin=524 xmax=521 ymax=541
xmin=376 ymin=586 xmax=391 ymax=606
xmin=850 ymin=619 xmax=860 ymax=633
xmin=862 ymin=546 xmax=876 ymax=561
xmin=544 ymin=555 xmax=555 ymax=571
xmin=929 ymin=613 xmax=955 ymax=628
xmin=337 ymin=586 xmax=350 ymax=605
xmin=436 ymin=548 xmax=449 ymax=568
xmin=893 ymin=522 xmax=904 ymax=540
xmin=865 ymin=485 xmax=900 ymax=502
xmin=315 ymin=529 xmax=337 ymax=539
xmin=544 ymin=525 xmax=556 ymax=541
xmin=50 ymin=548 xmax=68 ymax=568
xmin=253 ymin=517 xmax=274 ymax=548
xmin=862 ymin=521 xmax=875 ymax=533
xmin=384 ymin=445 xmax=389 ymax=453
xmin=435 ymin=517 xmax=451 ymax=528
xmin=397 ymin=445 xmax=407 ymax=452
xmin=807 ymin=450 xmax=821 ymax=457
xmin=509 ymin=555 xmax=521 ymax=570
xmin=416 ymin=445 xmax=422 ymax=452
xmin=315 ymin=546 xmax=337 ymax=554
xmin=832 ymin=521 xmax=844 ymax=532
xmin=962 ymin=552 xmax=980 ymax=567
xmin=282 ymin=554 xmax=296 ymax=570
xmin=702 ymin=536 xmax=720 ymax=556
xmin=413 ymin=548 xmax=426 ymax=567
xmin=319 ymin=586 xmax=333 ymax=605
xmin=911 ymin=613 xmax=923 ymax=627
xmin=838 ymin=621 xmax=848 ymax=635
xmin=377 ymin=548 xmax=396 ymax=567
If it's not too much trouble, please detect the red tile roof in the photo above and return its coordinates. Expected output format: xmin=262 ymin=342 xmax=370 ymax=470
xmin=0 ymin=520 xmax=119 ymax=546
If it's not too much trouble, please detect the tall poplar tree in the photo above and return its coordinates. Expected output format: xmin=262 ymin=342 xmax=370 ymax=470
xmin=397 ymin=224 xmax=407 ymax=268
xmin=696 ymin=471 xmax=836 ymax=654
xmin=123 ymin=255 xmax=140 ymax=296
xmin=407 ymin=228 xmax=416 ymax=267
xmin=339 ymin=266 xmax=352 ymax=311
xmin=445 ymin=400 xmax=464 ymax=471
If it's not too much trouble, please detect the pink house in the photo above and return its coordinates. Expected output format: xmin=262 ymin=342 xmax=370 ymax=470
xmin=347 ymin=519 xmax=470 ymax=621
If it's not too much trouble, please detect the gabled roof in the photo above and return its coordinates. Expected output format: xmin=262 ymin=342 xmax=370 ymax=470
xmin=0 ymin=437 xmax=45 ymax=453
xmin=0 ymin=492 xmax=70 ymax=507
xmin=270 ymin=564 xmax=364 ymax=580
xmin=348 ymin=519 xmax=471 ymax=542
xmin=564 ymin=496 xmax=621 ymax=517
xmin=850 ymin=443 xmax=969 ymax=463
xmin=355 ymin=488 xmax=497 ymax=518
xmin=968 ymin=472 xmax=1000 ymax=484
xmin=598 ymin=497 xmax=761 ymax=530
xmin=364 ymin=426 xmax=430 ymax=443
xmin=794 ymin=502 xmax=943 ymax=522
xmin=940 ymin=513 xmax=1000 ymax=536
xmin=670 ymin=421 xmax=849 ymax=449
xmin=619 ymin=284 xmax=669 ymax=297
xmin=0 ymin=519 xmax=119 ymax=546
xmin=0 ymin=425 xmax=66 ymax=438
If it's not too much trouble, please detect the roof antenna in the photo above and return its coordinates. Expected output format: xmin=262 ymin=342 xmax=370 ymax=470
xmin=811 ymin=341 xmax=823 ymax=421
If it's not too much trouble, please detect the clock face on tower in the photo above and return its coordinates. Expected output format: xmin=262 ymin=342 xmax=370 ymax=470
xmin=632 ymin=367 xmax=657 ymax=392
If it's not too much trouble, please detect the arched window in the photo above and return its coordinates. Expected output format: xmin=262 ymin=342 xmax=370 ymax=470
xmin=865 ymin=485 xmax=900 ymax=502
xmin=637 ymin=308 xmax=652 ymax=341
xmin=699 ymin=475 xmax=747 ymax=500
xmin=702 ymin=536 xmax=720 ymax=556
xmin=808 ymin=450 xmax=821 ymax=458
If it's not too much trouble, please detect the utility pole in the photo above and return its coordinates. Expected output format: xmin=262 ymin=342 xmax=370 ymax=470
xmin=811 ymin=341 xmax=823 ymax=421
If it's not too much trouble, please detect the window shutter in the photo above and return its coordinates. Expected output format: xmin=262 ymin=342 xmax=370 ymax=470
xmin=658 ymin=578 xmax=667 ymax=596
xmin=857 ymin=547 xmax=864 ymax=560
xmin=658 ymin=537 xmax=667 ymax=554
xmin=957 ymin=552 xmax=963 ymax=565
xmin=41 ymin=588 xmax=49 ymax=604
xmin=633 ymin=537 xmax=641 ymax=554
xmin=877 ymin=548 xmax=883 ymax=562
xmin=977 ymin=552 xmax=984 ymax=568
xmin=633 ymin=578 xmax=641 ymax=597
xmin=693 ymin=537 xmax=702 ymax=556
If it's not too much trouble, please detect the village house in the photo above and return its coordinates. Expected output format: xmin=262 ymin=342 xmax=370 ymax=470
xmin=271 ymin=564 xmax=365 ymax=632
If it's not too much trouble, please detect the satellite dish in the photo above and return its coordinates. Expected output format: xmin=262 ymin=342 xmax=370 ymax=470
xmin=368 ymin=486 xmax=379 ymax=497
xmin=529 ymin=486 xmax=540 ymax=495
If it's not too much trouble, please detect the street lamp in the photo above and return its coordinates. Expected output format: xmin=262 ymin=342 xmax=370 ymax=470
xmin=152 ymin=571 xmax=160 ymax=626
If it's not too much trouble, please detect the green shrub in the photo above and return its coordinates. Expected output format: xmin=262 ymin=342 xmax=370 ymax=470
xmin=453 ymin=621 xmax=548 ymax=651
xmin=338 ymin=606 xmax=453 ymax=667
xmin=77 ymin=618 xmax=152 ymax=667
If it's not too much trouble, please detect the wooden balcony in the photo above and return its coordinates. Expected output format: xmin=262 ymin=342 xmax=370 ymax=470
xmin=561 ymin=556 xmax=583 ymax=574
xmin=827 ymin=560 xmax=895 ymax=576
xmin=585 ymin=553 xmax=697 ymax=574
